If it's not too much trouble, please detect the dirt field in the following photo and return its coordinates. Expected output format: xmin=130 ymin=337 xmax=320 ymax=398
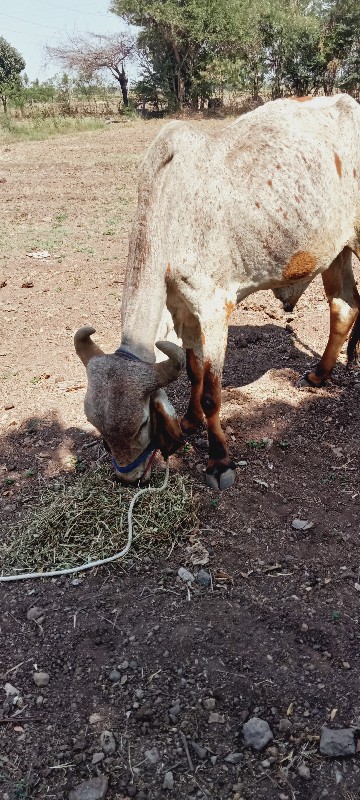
xmin=1 ymin=118 xmax=360 ymax=800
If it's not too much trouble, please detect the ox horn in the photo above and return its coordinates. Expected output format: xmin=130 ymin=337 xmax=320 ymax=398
xmin=153 ymin=340 xmax=185 ymax=387
xmin=74 ymin=326 xmax=105 ymax=367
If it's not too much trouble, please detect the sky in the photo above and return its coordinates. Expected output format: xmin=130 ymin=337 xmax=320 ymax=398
xmin=0 ymin=0 xmax=136 ymax=83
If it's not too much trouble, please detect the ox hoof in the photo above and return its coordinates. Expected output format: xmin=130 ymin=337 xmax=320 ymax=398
xmin=297 ymin=371 xmax=325 ymax=389
xmin=205 ymin=466 xmax=236 ymax=491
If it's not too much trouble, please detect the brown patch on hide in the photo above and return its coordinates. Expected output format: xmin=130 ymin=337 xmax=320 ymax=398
xmin=201 ymin=331 xmax=206 ymax=346
xmin=283 ymin=251 xmax=316 ymax=281
xmin=334 ymin=153 xmax=342 ymax=178
xmin=276 ymin=164 xmax=281 ymax=170
xmin=353 ymin=167 xmax=357 ymax=178
xmin=290 ymin=95 xmax=313 ymax=102
xmin=166 ymin=262 xmax=171 ymax=274
xmin=267 ymin=179 xmax=273 ymax=188
xmin=255 ymin=201 xmax=261 ymax=209
xmin=225 ymin=300 xmax=235 ymax=321
xmin=295 ymin=195 xmax=301 ymax=203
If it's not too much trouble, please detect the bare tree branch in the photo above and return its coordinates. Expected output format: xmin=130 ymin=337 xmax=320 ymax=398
xmin=46 ymin=32 xmax=136 ymax=107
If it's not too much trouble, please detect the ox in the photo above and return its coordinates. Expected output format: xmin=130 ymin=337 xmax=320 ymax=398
xmin=75 ymin=94 xmax=360 ymax=489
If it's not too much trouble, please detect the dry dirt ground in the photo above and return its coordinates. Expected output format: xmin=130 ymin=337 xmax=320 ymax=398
xmin=1 ymin=118 xmax=360 ymax=800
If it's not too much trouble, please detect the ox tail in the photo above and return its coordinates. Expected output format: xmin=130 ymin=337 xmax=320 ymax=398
xmin=347 ymin=311 xmax=360 ymax=366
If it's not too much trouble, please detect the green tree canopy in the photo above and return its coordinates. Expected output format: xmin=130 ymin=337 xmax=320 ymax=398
xmin=0 ymin=37 xmax=25 ymax=112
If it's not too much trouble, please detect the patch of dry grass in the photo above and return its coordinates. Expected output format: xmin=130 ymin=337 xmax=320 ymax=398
xmin=0 ymin=465 xmax=197 ymax=575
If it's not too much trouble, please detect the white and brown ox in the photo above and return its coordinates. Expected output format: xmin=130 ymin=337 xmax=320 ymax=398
xmin=75 ymin=94 xmax=360 ymax=489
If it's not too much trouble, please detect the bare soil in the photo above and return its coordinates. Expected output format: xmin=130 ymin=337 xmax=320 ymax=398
xmin=1 ymin=118 xmax=360 ymax=800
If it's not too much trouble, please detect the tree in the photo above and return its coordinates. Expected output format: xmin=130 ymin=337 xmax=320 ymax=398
xmin=322 ymin=0 xmax=360 ymax=93
xmin=0 ymin=37 xmax=25 ymax=113
xmin=47 ymin=33 xmax=135 ymax=108
xmin=111 ymin=0 xmax=246 ymax=108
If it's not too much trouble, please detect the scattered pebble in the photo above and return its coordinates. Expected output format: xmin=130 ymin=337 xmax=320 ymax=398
xmin=298 ymin=763 xmax=311 ymax=780
xmin=225 ymin=752 xmax=243 ymax=764
xmin=91 ymin=752 xmax=104 ymax=765
xmin=301 ymin=623 xmax=309 ymax=633
xmin=27 ymin=606 xmax=45 ymax=623
xmin=291 ymin=518 xmax=314 ymax=531
xmin=203 ymin=697 xmax=216 ymax=710
xmin=320 ymin=727 xmax=355 ymax=757
xmin=145 ymin=747 xmax=160 ymax=764
xmin=261 ymin=758 xmax=271 ymax=768
xmin=89 ymin=713 xmax=102 ymax=725
xmin=109 ymin=670 xmax=120 ymax=683
xmin=279 ymin=718 xmax=292 ymax=732
xmin=33 ymin=671 xmax=49 ymax=688
xmin=69 ymin=776 xmax=108 ymax=800
xmin=209 ymin=711 xmax=225 ymax=724
xmin=4 ymin=682 xmax=19 ymax=698
xmin=100 ymin=730 xmax=116 ymax=756
xmin=195 ymin=569 xmax=211 ymax=587
xmin=191 ymin=741 xmax=207 ymax=760
xmin=242 ymin=717 xmax=273 ymax=751
xmin=163 ymin=771 xmax=174 ymax=790
xmin=178 ymin=567 xmax=195 ymax=583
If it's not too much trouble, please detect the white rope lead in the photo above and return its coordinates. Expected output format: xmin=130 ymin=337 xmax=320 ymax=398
xmin=0 ymin=461 xmax=170 ymax=583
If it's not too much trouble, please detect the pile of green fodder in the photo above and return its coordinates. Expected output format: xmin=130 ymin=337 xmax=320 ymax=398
xmin=0 ymin=464 xmax=197 ymax=575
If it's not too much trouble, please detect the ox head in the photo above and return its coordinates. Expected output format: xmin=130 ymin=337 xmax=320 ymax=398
xmin=74 ymin=326 xmax=185 ymax=483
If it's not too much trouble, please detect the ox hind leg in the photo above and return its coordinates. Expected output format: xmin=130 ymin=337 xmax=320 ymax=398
xmin=181 ymin=311 xmax=236 ymax=490
xmin=299 ymin=246 xmax=360 ymax=387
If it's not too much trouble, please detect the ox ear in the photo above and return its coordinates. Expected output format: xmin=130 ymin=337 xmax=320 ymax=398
xmin=74 ymin=326 xmax=105 ymax=367
xmin=153 ymin=341 xmax=185 ymax=388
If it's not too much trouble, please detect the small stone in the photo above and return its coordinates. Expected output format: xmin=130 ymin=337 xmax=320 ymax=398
xmin=27 ymin=606 xmax=45 ymax=623
xmin=301 ymin=623 xmax=309 ymax=633
xmin=225 ymin=752 xmax=243 ymax=764
xmin=298 ymin=763 xmax=311 ymax=780
xmin=120 ymin=660 xmax=129 ymax=670
xmin=195 ymin=569 xmax=211 ymax=588
xmin=242 ymin=717 xmax=273 ymax=751
xmin=279 ymin=795 xmax=289 ymax=800
xmin=261 ymin=759 xmax=271 ymax=768
xmin=69 ymin=776 xmax=108 ymax=800
xmin=178 ymin=567 xmax=195 ymax=583
xmin=145 ymin=747 xmax=160 ymax=764
xmin=342 ymin=661 xmax=351 ymax=670
xmin=210 ymin=755 xmax=217 ymax=765
xmin=89 ymin=713 xmax=102 ymax=725
xmin=203 ymin=697 xmax=215 ymax=710
xmin=163 ymin=771 xmax=174 ymax=790
xmin=33 ymin=671 xmax=49 ymax=688
xmin=36 ymin=695 xmax=44 ymax=707
xmin=4 ymin=682 xmax=19 ymax=697
xmin=319 ymin=727 xmax=355 ymax=757
xmin=91 ymin=752 xmax=104 ymax=765
xmin=100 ymin=730 xmax=116 ymax=755
xmin=191 ymin=741 xmax=207 ymax=760
xmin=109 ymin=669 xmax=120 ymax=683
xmin=209 ymin=712 xmax=225 ymax=724
xmin=279 ymin=718 xmax=292 ymax=732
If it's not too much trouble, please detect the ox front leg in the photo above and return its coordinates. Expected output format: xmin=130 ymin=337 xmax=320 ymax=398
xmin=201 ymin=363 xmax=236 ymax=491
xmin=299 ymin=247 xmax=360 ymax=388
xmin=181 ymin=349 xmax=205 ymax=435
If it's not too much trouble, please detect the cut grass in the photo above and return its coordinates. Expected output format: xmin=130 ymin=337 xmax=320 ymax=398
xmin=0 ymin=464 xmax=197 ymax=575
xmin=0 ymin=115 xmax=105 ymax=144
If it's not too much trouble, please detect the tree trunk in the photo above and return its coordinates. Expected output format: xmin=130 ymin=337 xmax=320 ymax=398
xmin=119 ymin=65 xmax=129 ymax=107
xmin=1 ymin=94 xmax=7 ymax=113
